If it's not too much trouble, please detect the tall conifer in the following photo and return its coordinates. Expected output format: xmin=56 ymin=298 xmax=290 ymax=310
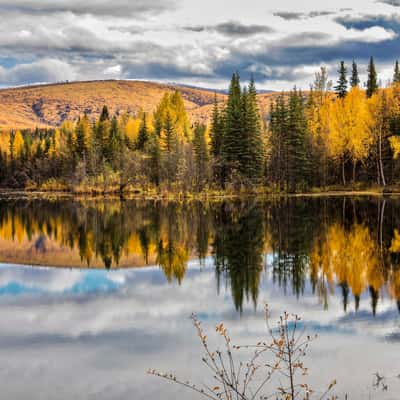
xmin=335 ymin=61 xmax=348 ymax=98
xmin=350 ymin=60 xmax=360 ymax=88
xmin=366 ymin=56 xmax=378 ymax=98
xmin=394 ymin=60 xmax=400 ymax=83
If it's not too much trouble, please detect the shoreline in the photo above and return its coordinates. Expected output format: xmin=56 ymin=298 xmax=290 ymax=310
xmin=0 ymin=187 xmax=398 ymax=200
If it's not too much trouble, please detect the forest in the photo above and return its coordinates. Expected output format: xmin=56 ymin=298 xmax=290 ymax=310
xmin=1 ymin=57 xmax=400 ymax=194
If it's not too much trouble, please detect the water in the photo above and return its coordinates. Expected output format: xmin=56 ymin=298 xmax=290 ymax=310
xmin=0 ymin=196 xmax=398 ymax=399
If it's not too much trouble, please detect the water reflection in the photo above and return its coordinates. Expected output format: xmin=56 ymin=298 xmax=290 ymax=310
xmin=1 ymin=197 xmax=400 ymax=314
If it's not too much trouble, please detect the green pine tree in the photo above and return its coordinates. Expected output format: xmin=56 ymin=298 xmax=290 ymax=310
xmin=136 ymin=112 xmax=149 ymax=151
xmin=366 ymin=56 xmax=378 ymax=98
xmin=108 ymin=116 xmax=122 ymax=168
xmin=146 ymin=133 xmax=161 ymax=187
xmin=286 ymin=89 xmax=311 ymax=192
xmin=245 ymin=76 xmax=265 ymax=184
xmin=210 ymin=93 xmax=223 ymax=158
xmin=161 ymin=111 xmax=179 ymax=186
xmin=394 ymin=60 xmax=400 ymax=83
xmin=192 ymin=123 xmax=209 ymax=191
xmin=221 ymin=73 xmax=243 ymax=184
xmin=335 ymin=61 xmax=348 ymax=98
xmin=209 ymin=93 xmax=224 ymax=187
xmin=350 ymin=60 xmax=360 ymax=88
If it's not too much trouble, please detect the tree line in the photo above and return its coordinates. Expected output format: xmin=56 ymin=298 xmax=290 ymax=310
xmin=2 ymin=58 xmax=400 ymax=193
xmin=268 ymin=57 xmax=400 ymax=191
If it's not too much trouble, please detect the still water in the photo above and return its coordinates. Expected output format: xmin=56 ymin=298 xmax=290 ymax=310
xmin=0 ymin=196 xmax=398 ymax=399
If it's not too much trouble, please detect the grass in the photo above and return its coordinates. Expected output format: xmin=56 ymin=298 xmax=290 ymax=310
xmin=5 ymin=174 xmax=400 ymax=200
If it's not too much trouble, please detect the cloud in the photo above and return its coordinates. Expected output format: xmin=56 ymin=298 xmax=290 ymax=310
xmin=273 ymin=10 xmax=335 ymax=20
xmin=377 ymin=0 xmax=400 ymax=5
xmin=213 ymin=21 xmax=274 ymax=36
xmin=335 ymin=14 xmax=400 ymax=31
xmin=183 ymin=21 xmax=274 ymax=36
xmin=0 ymin=0 xmax=176 ymax=17
xmin=0 ymin=59 xmax=77 ymax=85
xmin=273 ymin=11 xmax=304 ymax=20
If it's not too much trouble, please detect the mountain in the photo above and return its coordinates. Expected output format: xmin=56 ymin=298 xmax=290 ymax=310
xmin=0 ymin=79 xmax=279 ymax=129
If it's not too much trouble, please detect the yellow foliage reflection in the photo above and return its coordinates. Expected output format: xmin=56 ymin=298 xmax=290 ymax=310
xmin=311 ymin=223 xmax=387 ymax=310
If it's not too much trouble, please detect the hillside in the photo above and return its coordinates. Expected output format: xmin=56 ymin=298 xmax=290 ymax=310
xmin=0 ymin=80 xmax=278 ymax=130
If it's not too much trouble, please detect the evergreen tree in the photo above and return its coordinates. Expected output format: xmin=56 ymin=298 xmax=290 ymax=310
xmin=161 ymin=111 xmax=179 ymax=186
xmin=209 ymin=93 xmax=224 ymax=186
xmin=350 ymin=60 xmax=360 ymax=88
xmin=244 ymin=76 xmax=264 ymax=184
xmin=366 ymin=56 xmax=378 ymax=98
xmin=335 ymin=61 xmax=348 ymax=98
xmin=286 ymin=89 xmax=311 ymax=191
xmin=136 ymin=112 xmax=149 ymax=151
xmin=146 ymin=133 xmax=161 ymax=187
xmin=394 ymin=60 xmax=400 ymax=84
xmin=221 ymin=73 xmax=243 ymax=184
xmin=95 ymin=105 xmax=111 ymax=166
xmin=99 ymin=105 xmax=110 ymax=121
xmin=75 ymin=114 xmax=90 ymax=159
xmin=108 ymin=116 xmax=122 ymax=167
xmin=192 ymin=123 xmax=209 ymax=191
xmin=269 ymin=94 xmax=288 ymax=190
xmin=210 ymin=93 xmax=223 ymax=158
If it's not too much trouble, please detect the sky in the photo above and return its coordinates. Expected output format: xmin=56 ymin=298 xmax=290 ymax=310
xmin=1 ymin=0 xmax=400 ymax=90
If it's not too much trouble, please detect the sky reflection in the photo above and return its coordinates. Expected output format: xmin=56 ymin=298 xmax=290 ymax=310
xmin=0 ymin=260 xmax=398 ymax=400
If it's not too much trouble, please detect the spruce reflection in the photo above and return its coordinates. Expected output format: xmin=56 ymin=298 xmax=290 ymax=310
xmin=213 ymin=201 xmax=265 ymax=312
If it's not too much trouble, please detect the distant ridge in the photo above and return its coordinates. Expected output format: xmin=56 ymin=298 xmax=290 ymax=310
xmin=0 ymin=79 xmax=279 ymax=130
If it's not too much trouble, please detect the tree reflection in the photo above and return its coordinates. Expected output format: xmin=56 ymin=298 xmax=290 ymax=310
xmin=212 ymin=201 xmax=265 ymax=312
xmin=0 ymin=197 xmax=400 ymax=314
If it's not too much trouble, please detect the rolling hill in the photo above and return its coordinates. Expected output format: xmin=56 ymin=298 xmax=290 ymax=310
xmin=0 ymin=80 xmax=278 ymax=130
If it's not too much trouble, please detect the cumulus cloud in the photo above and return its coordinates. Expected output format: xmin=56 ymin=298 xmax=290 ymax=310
xmin=0 ymin=0 xmax=176 ymax=17
xmin=273 ymin=10 xmax=336 ymax=20
xmin=377 ymin=0 xmax=400 ymax=5
xmin=335 ymin=13 xmax=400 ymax=31
xmin=0 ymin=58 xmax=77 ymax=85
xmin=183 ymin=21 xmax=274 ymax=36
xmin=0 ymin=0 xmax=398 ymax=89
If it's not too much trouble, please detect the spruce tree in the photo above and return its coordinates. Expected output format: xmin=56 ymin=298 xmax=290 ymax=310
xmin=146 ymin=133 xmax=161 ymax=187
xmin=350 ymin=60 xmax=360 ymax=88
xmin=245 ymin=75 xmax=264 ymax=184
xmin=136 ymin=112 xmax=149 ymax=151
xmin=99 ymin=105 xmax=110 ymax=121
xmin=268 ymin=94 xmax=288 ymax=189
xmin=366 ymin=56 xmax=378 ymax=98
xmin=161 ymin=111 xmax=179 ymax=186
xmin=335 ymin=61 xmax=348 ymax=98
xmin=96 ymin=105 xmax=111 ymax=165
xmin=286 ymin=89 xmax=310 ymax=192
xmin=394 ymin=60 xmax=400 ymax=83
xmin=108 ymin=116 xmax=122 ymax=167
xmin=221 ymin=73 xmax=243 ymax=184
xmin=193 ymin=123 xmax=209 ymax=191
xmin=75 ymin=114 xmax=90 ymax=159
xmin=210 ymin=94 xmax=223 ymax=158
